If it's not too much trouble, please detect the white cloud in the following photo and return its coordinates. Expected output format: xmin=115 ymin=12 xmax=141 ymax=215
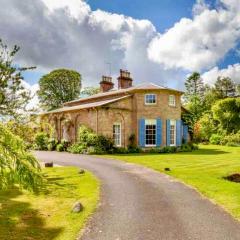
xmin=21 ymin=81 xmax=40 ymax=110
xmin=202 ymin=64 xmax=240 ymax=85
xmin=147 ymin=0 xmax=240 ymax=71
xmin=41 ymin=0 xmax=90 ymax=21
xmin=0 ymin=0 xmax=240 ymax=108
xmin=0 ymin=0 xmax=185 ymax=91
xmin=192 ymin=0 xmax=209 ymax=15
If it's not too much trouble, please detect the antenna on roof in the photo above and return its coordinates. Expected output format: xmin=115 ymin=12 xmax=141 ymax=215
xmin=105 ymin=62 xmax=112 ymax=76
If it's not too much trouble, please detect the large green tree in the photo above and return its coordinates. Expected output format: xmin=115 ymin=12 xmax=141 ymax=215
xmin=38 ymin=69 xmax=82 ymax=110
xmin=212 ymin=98 xmax=240 ymax=134
xmin=0 ymin=39 xmax=33 ymax=119
xmin=184 ymin=72 xmax=205 ymax=102
xmin=81 ymin=86 xmax=100 ymax=97
xmin=183 ymin=72 xmax=205 ymax=132
xmin=214 ymin=76 xmax=236 ymax=98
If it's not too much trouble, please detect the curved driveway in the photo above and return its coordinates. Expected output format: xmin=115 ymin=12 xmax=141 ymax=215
xmin=34 ymin=151 xmax=240 ymax=240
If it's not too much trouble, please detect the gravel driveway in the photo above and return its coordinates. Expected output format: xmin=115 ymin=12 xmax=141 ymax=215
xmin=34 ymin=151 xmax=240 ymax=240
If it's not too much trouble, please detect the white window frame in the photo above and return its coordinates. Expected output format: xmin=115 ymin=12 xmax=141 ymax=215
xmin=145 ymin=119 xmax=156 ymax=147
xmin=145 ymin=94 xmax=157 ymax=105
xmin=170 ymin=120 xmax=176 ymax=146
xmin=113 ymin=123 xmax=121 ymax=147
xmin=169 ymin=95 xmax=176 ymax=107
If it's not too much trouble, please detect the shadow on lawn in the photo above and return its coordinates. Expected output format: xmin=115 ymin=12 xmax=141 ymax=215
xmin=114 ymin=148 xmax=229 ymax=157
xmin=0 ymin=188 xmax=63 ymax=240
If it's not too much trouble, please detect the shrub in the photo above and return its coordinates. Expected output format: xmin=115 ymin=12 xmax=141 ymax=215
xmin=47 ymin=138 xmax=58 ymax=151
xmin=34 ymin=132 xmax=49 ymax=150
xmin=220 ymin=132 xmax=240 ymax=146
xmin=56 ymin=143 xmax=64 ymax=152
xmin=67 ymin=144 xmax=85 ymax=154
xmin=127 ymin=146 xmax=142 ymax=153
xmin=75 ymin=126 xmax=114 ymax=153
xmin=209 ymin=134 xmax=222 ymax=145
xmin=95 ymin=135 xmax=114 ymax=152
xmin=180 ymin=144 xmax=192 ymax=152
xmin=61 ymin=139 xmax=70 ymax=150
xmin=87 ymin=146 xmax=105 ymax=155
xmin=78 ymin=125 xmax=93 ymax=147
xmin=113 ymin=147 xmax=129 ymax=154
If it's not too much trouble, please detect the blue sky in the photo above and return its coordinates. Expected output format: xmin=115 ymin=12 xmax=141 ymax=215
xmin=10 ymin=0 xmax=239 ymax=87
xmin=87 ymin=0 xmax=195 ymax=32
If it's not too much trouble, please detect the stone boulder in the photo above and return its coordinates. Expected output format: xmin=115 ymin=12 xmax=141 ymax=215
xmin=72 ymin=201 xmax=83 ymax=213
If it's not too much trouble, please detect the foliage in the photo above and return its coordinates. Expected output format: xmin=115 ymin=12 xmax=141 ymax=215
xmin=214 ymin=76 xmax=236 ymax=98
xmin=81 ymin=86 xmax=100 ymax=97
xmin=209 ymin=134 xmax=222 ymax=145
xmin=38 ymin=69 xmax=81 ymax=110
xmin=184 ymin=72 xmax=240 ymax=141
xmin=220 ymin=132 xmax=240 ymax=146
xmin=183 ymin=72 xmax=206 ymax=132
xmin=34 ymin=132 xmax=49 ymax=150
xmin=0 ymin=123 xmax=42 ymax=191
xmin=67 ymin=143 xmax=85 ymax=154
xmin=184 ymin=72 xmax=205 ymax=102
xmin=0 ymin=39 xmax=34 ymax=119
xmin=212 ymin=98 xmax=240 ymax=133
xmin=56 ymin=143 xmax=64 ymax=152
xmin=76 ymin=125 xmax=114 ymax=153
xmin=47 ymin=138 xmax=58 ymax=151
xmin=6 ymin=119 xmax=37 ymax=145
xmin=197 ymin=112 xmax=216 ymax=141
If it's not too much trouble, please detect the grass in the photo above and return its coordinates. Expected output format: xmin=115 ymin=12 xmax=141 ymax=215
xmin=0 ymin=166 xmax=99 ymax=240
xmin=103 ymin=145 xmax=240 ymax=220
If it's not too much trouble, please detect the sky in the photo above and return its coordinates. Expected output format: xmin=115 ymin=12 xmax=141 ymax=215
xmin=0 ymin=0 xmax=240 ymax=106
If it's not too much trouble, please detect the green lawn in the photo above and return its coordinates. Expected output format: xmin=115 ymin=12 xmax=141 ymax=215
xmin=0 ymin=167 xmax=99 ymax=240
xmin=103 ymin=145 xmax=240 ymax=220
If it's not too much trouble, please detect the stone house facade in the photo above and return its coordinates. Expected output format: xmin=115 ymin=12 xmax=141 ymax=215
xmin=41 ymin=70 xmax=189 ymax=148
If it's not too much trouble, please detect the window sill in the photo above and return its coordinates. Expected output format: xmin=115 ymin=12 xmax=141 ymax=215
xmin=145 ymin=103 xmax=157 ymax=106
xmin=145 ymin=145 xmax=156 ymax=147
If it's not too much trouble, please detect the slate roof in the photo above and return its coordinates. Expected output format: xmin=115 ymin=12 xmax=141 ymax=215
xmin=41 ymin=95 xmax=132 ymax=115
xmin=63 ymin=83 xmax=184 ymax=106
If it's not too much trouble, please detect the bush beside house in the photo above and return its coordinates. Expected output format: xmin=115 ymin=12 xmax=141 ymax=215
xmin=34 ymin=125 xmax=197 ymax=155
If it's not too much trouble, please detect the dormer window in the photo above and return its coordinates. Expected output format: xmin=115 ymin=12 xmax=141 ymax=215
xmin=145 ymin=94 xmax=156 ymax=105
xmin=169 ymin=95 xmax=176 ymax=106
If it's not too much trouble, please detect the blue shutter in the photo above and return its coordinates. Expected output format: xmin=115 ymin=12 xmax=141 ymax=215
xmin=156 ymin=118 xmax=162 ymax=147
xmin=166 ymin=119 xmax=170 ymax=146
xmin=176 ymin=119 xmax=182 ymax=146
xmin=138 ymin=118 xmax=145 ymax=147
xmin=183 ymin=124 xmax=188 ymax=143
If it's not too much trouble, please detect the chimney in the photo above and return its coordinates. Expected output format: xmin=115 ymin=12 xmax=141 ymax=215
xmin=118 ymin=69 xmax=133 ymax=89
xmin=100 ymin=76 xmax=114 ymax=92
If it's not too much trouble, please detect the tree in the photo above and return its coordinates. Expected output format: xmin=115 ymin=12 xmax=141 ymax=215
xmin=38 ymin=69 xmax=81 ymax=110
xmin=203 ymin=85 xmax=222 ymax=110
xmin=81 ymin=86 xmax=100 ymax=97
xmin=212 ymin=98 xmax=240 ymax=134
xmin=237 ymin=84 xmax=240 ymax=96
xmin=214 ymin=76 xmax=236 ymax=98
xmin=184 ymin=72 xmax=205 ymax=102
xmin=198 ymin=112 xmax=216 ymax=141
xmin=0 ymin=39 xmax=33 ymax=119
xmin=0 ymin=122 xmax=42 ymax=191
xmin=183 ymin=72 xmax=205 ymax=132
